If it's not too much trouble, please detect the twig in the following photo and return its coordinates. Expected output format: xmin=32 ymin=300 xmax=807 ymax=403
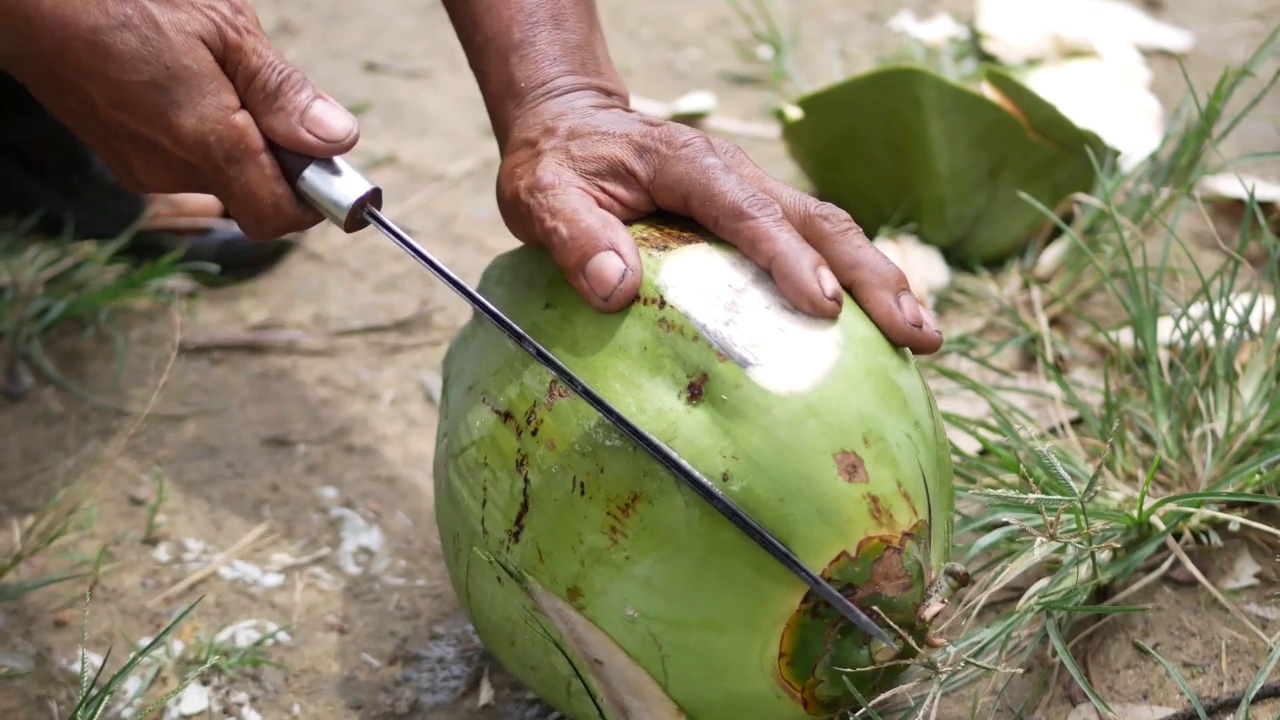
xmin=147 ymin=521 xmax=271 ymax=607
xmin=629 ymin=94 xmax=782 ymax=140
xmin=326 ymin=305 xmax=439 ymax=336
xmin=1154 ymin=680 xmax=1280 ymax=720
xmin=178 ymin=329 xmax=334 ymax=355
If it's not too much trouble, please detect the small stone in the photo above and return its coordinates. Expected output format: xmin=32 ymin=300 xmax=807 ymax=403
xmin=127 ymin=484 xmax=153 ymax=506
xmin=322 ymin=613 xmax=348 ymax=634
xmin=174 ymin=681 xmax=210 ymax=716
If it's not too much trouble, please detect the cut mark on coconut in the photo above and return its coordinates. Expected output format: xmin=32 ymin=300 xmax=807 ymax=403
xmin=684 ymin=371 xmax=709 ymax=404
xmin=776 ymin=523 xmax=930 ymax=715
xmin=655 ymin=243 xmax=843 ymax=395
xmin=833 ymin=450 xmax=869 ymax=484
xmin=529 ymin=583 xmax=686 ymax=719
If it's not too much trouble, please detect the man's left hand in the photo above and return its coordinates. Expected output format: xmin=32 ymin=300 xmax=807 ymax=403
xmin=495 ymin=89 xmax=943 ymax=356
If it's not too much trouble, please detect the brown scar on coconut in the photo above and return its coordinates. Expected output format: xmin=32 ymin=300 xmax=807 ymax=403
xmin=918 ymin=562 xmax=971 ymax=647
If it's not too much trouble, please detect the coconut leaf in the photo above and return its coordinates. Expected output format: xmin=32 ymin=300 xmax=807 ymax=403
xmin=779 ymin=64 xmax=1109 ymax=265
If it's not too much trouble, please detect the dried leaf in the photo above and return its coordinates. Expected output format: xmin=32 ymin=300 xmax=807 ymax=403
xmin=1221 ymin=545 xmax=1264 ymax=591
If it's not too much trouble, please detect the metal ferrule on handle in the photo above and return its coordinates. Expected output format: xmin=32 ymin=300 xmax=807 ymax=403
xmin=269 ymin=141 xmax=383 ymax=233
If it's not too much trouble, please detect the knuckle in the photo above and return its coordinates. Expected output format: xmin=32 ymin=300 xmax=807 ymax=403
xmin=809 ymin=200 xmax=860 ymax=235
xmin=666 ymin=127 xmax=719 ymax=164
xmin=243 ymin=54 xmax=312 ymax=106
xmin=733 ymin=190 xmax=786 ymax=226
xmin=711 ymin=138 xmax=750 ymax=164
xmin=803 ymin=199 xmax=865 ymax=239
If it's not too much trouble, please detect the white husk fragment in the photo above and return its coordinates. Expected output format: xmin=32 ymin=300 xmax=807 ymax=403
xmin=1196 ymin=172 xmax=1280 ymax=204
xmin=167 ymin=681 xmax=211 ymax=718
xmin=1017 ymin=47 xmax=1166 ymax=171
xmin=872 ymin=232 xmax=953 ymax=311
xmin=885 ymin=9 xmax=971 ymax=48
xmin=973 ymin=0 xmax=1195 ymax=170
xmin=973 ymin=0 xmax=1195 ymax=65
xmin=667 ymin=90 xmax=719 ymax=118
xmin=1107 ymin=293 xmax=1276 ymax=352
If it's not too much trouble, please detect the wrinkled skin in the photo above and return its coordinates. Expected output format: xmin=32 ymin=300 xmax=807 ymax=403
xmin=0 ymin=0 xmax=943 ymax=354
xmin=0 ymin=0 xmax=360 ymax=240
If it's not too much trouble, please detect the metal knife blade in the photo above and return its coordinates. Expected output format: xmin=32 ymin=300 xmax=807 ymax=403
xmin=268 ymin=142 xmax=898 ymax=650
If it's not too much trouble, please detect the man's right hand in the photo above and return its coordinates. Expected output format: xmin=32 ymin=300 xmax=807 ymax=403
xmin=0 ymin=0 xmax=359 ymax=240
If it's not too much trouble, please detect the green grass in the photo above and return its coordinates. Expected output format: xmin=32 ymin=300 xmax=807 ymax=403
xmin=0 ymin=219 xmax=213 ymax=407
xmin=717 ymin=5 xmax=1280 ymax=715
xmin=179 ymin=621 xmax=290 ymax=680
xmin=867 ymin=22 xmax=1280 ymax=720
xmin=0 ymin=221 xmax=248 ymax=718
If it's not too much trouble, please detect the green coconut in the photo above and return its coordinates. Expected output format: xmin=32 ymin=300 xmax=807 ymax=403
xmin=432 ymin=215 xmax=966 ymax=719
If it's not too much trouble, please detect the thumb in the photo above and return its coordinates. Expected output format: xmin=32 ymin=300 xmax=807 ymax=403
xmin=513 ymin=189 xmax=644 ymax=313
xmin=228 ymin=40 xmax=360 ymax=158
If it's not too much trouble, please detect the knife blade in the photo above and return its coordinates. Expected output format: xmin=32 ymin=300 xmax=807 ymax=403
xmin=268 ymin=142 xmax=898 ymax=650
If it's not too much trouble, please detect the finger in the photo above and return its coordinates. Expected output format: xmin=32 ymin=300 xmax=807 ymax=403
xmin=644 ymin=131 xmax=843 ymax=319
xmin=145 ymin=193 xmax=225 ymax=220
xmin=768 ymin=185 xmax=943 ymax=354
xmin=510 ymin=177 xmax=643 ymax=313
xmin=221 ymin=14 xmax=359 ymax=159
xmin=204 ymin=10 xmax=355 ymax=238
xmin=182 ymin=68 xmax=325 ymax=240
xmin=713 ymin=141 xmax=942 ymax=354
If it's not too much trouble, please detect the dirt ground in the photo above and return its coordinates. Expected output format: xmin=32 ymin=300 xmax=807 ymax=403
xmin=2 ymin=0 xmax=1280 ymax=718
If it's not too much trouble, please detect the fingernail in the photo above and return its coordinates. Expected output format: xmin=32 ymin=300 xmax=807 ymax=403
xmin=817 ymin=266 xmax=842 ymax=302
xmin=584 ymin=251 xmax=629 ymax=302
xmin=897 ymin=291 xmax=925 ymax=329
xmin=303 ymin=97 xmax=357 ymax=143
xmin=922 ymin=307 xmax=942 ymax=336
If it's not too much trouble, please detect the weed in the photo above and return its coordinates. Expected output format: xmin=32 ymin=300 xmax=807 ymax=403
xmin=180 ymin=622 xmax=289 ymax=680
xmin=871 ymin=21 xmax=1280 ymax=720
xmin=721 ymin=0 xmax=804 ymax=98
xmin=0 ymin=218 xmax=214 ymax=407
xmin=61 ymin=592 xmax=210 ymax=720
xmin=140 ymin=467 xmax=167 ymax=547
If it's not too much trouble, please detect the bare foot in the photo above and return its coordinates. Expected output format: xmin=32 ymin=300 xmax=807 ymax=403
xmin=140 ymin=192 xmax=239 ymax=233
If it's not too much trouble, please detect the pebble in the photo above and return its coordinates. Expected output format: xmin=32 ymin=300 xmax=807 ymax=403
xmin=173 ymin=681 xmax=210 ymax=716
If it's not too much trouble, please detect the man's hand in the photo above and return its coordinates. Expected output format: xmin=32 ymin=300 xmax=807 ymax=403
xmin=444 ymin=0 xmax=942 ymax=355
xmin=498 ymin=91 xmax=942 ymax=354
xmin=0 ymin=0 xmax=359 ymax=240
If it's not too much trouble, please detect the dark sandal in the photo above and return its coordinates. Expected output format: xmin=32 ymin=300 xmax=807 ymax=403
xmin=0 ymin=72 xmax=298 ymax=283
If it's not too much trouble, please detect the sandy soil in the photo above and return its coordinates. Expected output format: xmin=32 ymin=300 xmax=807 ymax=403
xmin=2 ymin=0 xmax=1279 ymax=718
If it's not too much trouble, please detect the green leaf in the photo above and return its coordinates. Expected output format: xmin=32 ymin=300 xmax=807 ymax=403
xmin=0 ymin=572 xmax=85 ymax=603
xmin=778 ymin=63 xmax=1109 ymax=265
